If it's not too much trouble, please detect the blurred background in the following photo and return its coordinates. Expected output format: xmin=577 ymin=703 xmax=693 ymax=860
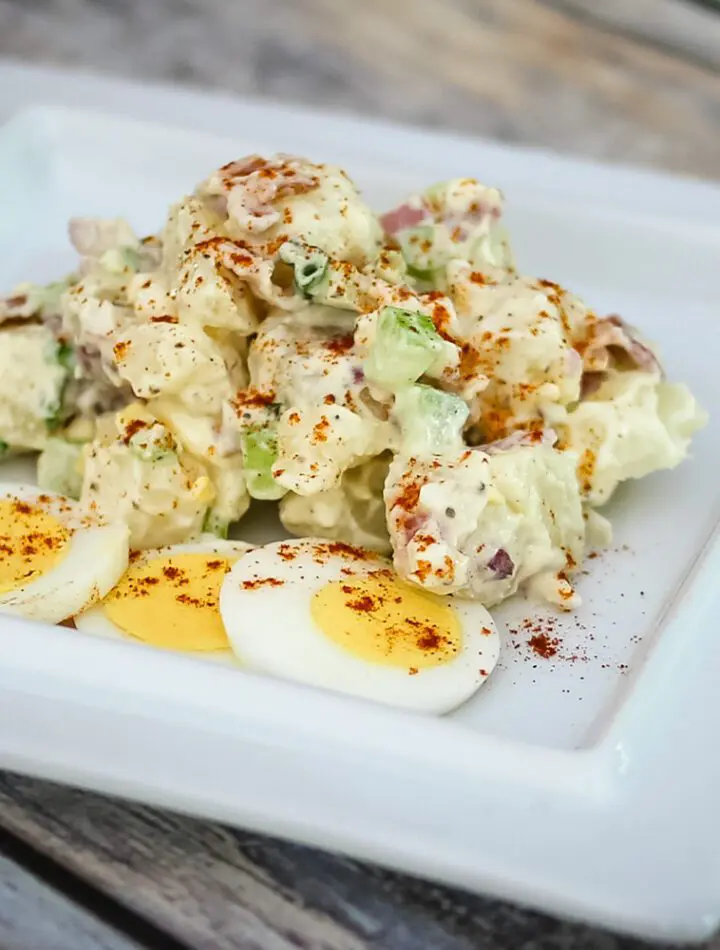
xmin=0 ymin=0 xmax=719 ymax=179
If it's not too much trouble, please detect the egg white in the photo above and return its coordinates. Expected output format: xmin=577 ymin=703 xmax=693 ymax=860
xmin=220 ymin=538 xmax=500 ymax=713
xmin=0 ymin=483 xmax=129 ymax=624
xmin=75 ymin=538 xmax=252 ymax=666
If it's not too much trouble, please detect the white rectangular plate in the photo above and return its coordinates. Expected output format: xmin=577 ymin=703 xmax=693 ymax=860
xmin=0 ymin=94 xmax=718 ymax=942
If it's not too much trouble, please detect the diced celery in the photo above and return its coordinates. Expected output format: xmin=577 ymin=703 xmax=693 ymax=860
xmin=43 ymin=337 xmax=73 ymax=368
xmin=241 ymin=427 xmax=287 ymax=501
xmin=100 ymin=246 xmax=142 ymax=274
xmin=37 ymin=438 xmax=84 ymax=499
xmin=44 ymin=389 xmax=67 ymax=432
xmin=393 ymin=384 xmax=469 ymax=455
xmin=56 ymin=341 xmax=75 ymax=371
xmin=44 ymin=404 xmax=63 ymax=432
xmin=203 ymin=509 xmax=230 ymax=539
xmin=128 ymin=425 xmax=175 ymax=462
xmin=120 ymin=246 xmax=142 ymax=270
xmin=469 ymin=227 xmax=514 ymax=271
xmin=398 ymin=225 xmax=441 ymax=277
xmin=364 ymin=306 xmax=444 ymax=389
xmin=279 ymin=240 xmax=329 ymax=296
xmin=398 ymin=225 xmax=445 ymax=286
xmin=43 ymin=340 xmax=75 ymax=431
xmin=406 ymin=263 xmax=439 ymax=284
xmin=27 ymin=276 xmax=76 ymax=316
xmin=278 ymin=240 xmax=362 ymax=311
xmin=311 ymin=262 xmax=362 ymax=311
xmin=0 ymin=440 xmax=8 ymax=456
xmin=376 ymin=245 xmax=407 ymax=285
xmin=422 ymin=181 xmax=449 ymax=205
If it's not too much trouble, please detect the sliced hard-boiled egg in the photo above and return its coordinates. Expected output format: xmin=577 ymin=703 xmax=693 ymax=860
xmin=220 ymin=538 xmax=500 ymax=713
xmin=0 ymin=484 xmax=129 ymax=624
xmin=75 ymin=539 xmax=253 ymax=665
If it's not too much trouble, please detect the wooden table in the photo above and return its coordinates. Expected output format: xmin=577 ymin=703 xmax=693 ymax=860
xmin=0 ymin=1 xmax=719 ymax=947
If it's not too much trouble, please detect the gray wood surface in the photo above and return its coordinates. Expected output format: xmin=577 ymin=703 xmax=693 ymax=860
xmin=0 ymin=773 xmax=678 ymax=950
xmin=0 ymin=0 xmax=718 ymax=948
xmin=0 ymin=0 xmax=719 ymax=179
xmin=0 ymin=853 xmax=141 ymax=950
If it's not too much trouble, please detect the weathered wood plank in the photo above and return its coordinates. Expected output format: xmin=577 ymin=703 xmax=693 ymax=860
xmin=0 ymin=772 xmax=700 ymax=950
xmin=0 ymin=852 xmax=142 ymax=950
xmin=0 ymin=0 xmax=718 ymax=177
xmin=552 ymin=0 xmax=720 ymax=69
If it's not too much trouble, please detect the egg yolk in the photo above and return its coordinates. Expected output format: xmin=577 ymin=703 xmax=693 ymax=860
xmin=0 ymin=499 xmax=70 ymax=594
xmin=103 ymin=553 xmax=234 ymax=652
xmin=311 ymin=572 xmax=462 ymax=670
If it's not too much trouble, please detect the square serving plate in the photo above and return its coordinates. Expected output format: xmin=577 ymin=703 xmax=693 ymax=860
xmin=0 ymin=94 xmax=718 ymax=942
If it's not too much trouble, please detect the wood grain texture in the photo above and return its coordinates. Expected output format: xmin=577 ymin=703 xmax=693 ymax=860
xmin=0 ymin=853 xmax=141 ymax=950
xmin=552 ymin=0 xmax=720 ymax=68
xmin=0 ymin=0 xmax=718 ymax=178
xmin=0 ymin=772 xmax=701 ymax=950
xmin=0 ymin=2 xmax=719 ymax=948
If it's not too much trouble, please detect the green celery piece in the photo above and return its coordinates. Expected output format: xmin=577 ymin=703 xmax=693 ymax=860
xmin=44 ymin=406 xmax=63 ymax=432
xmin=241 ymin=427 xmax=287 ymax=501
xmin=278 ymin=240 xmax=329 ymax=296
xmin=120 ymin=246 xmax=143 ymax=271
xmin=398 ymin=225 xmax=440 ymax=272
xmin=364 ymin=306 xmax=443 ymax=389
xmin=43 ymin=337 xmax=74 ymax=369
xmin=43 ymin=340 xmax=75 ymax=431
xmin=406 ymin=263 xmax=439 ymax=284
xmin=398 ymin=225 xmax=445 ymax=285
xmin=36 ymin=438 xmax=84 ymax=499
xmin=128 ymin=426 xmax=175 ymax=463
xmin=278 ymin=240 xmax=362 ymax=311
xmin=393 ymin=384 xmax=469 ymax=455
xmin=422 ymin=181 xmax=448 ymax=206
xmin=56 ymin=341 xmax=75 ymax=371
xmin=28 ymin=276 xmax=76 ymax=316
xmin=203 ymin=509 xmax=229 ymax=539
xmin=99 ymin=246 xmax=142 ymax=274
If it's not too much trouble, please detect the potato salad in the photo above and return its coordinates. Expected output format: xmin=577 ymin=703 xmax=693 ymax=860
xmin=0 ymin=155 xmax=707 ymax=610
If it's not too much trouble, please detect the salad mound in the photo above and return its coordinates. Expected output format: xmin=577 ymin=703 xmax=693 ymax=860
xmin=0 ymin=155 xmax=706 ymax=607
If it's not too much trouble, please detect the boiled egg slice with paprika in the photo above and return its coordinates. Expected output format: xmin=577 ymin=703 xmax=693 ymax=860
xmin=75 ymin=539 xmax=253 ymax=665
xmin=220 ymin=538 xmax=500 ymax=713
xmin=0 ymin=484 xmax=129 ymax=624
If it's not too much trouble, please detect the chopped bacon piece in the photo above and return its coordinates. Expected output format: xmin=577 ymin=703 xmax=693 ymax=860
xmin=380 ymin=203 xmax=429 ymax=235
xmin=576 ymin=314 xmax=661 ymax=375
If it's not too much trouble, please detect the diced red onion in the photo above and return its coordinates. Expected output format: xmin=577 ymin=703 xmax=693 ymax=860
xmin=487 ymin=548 xmax=514 ymax=579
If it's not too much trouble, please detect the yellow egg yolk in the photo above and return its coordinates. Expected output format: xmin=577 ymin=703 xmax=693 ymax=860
xmin=0 ymin=499 xmax=71 ymax=593
xmin=311 ymin=571 xmax=462 ymax=670
xmin=103 ymin=553 xmax=234 ymax=652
